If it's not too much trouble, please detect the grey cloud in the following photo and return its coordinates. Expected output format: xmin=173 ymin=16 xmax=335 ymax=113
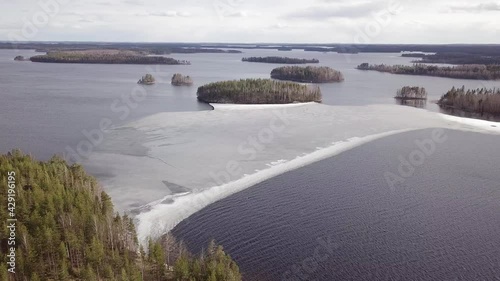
xmin=450 ymin=2 xmax=500 ymax=12
xmin=285 ymin=1 xmax=386 ymax=19
xmin=136 ymin=11 xmax=192 ymax=17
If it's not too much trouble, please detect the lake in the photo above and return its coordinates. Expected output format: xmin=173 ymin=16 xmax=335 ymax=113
xmin=1 ymin=48 xmax=500 ymax=281
xmin=172 ymin=129 xmax=500 ymax=281
xmin=2 ymin=48 xmax=500 ymax=159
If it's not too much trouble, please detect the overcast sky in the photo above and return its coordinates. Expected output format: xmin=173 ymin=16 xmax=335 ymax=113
xmin=1 ymin=0 xmax=499 ymax=43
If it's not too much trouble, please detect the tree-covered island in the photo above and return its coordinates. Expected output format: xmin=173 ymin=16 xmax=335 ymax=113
xmin=395 ymin=86 xmax=428 ymax=100
xmin=271 ymin=66 xmax=344 ymax=83
xmin=0 ymin=151 xmax=243 ymax=281
xmin=138 ymin=74 xmax=156 ymax=85
xmin=171 ymin=74 xmax=194 ymax=86
xmin=30 ymin=50 xmax=190 ymax=65
xmin=197 ymin=78 xmax=322 ymax=104
xmin=242 ymin=56 xmax=319 ymax=64
xmin=438 ymin=86 xmax=500 ymax=117
xmin=357 ymin=63 xmax=500 ymax=80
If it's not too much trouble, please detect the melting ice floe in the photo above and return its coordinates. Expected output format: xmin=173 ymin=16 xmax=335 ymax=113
xmin=82 ymin=103 xmax=500 ymax=244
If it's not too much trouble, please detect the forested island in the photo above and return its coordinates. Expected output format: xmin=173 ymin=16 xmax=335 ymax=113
xmin=438 ymin=86 xmax=500 ymax=117
xmin=138 ymin=74 xmax=156 ymax=85
xmin=357 ymin=63 xmax=500 ymax=80
xmin=30 ymin=50 xmax=190 ymax=65
xmin=197 ymin=79 xmax=322 ymax=104
xmin=0 ymin=151 xmax=242 ymax=281
xmin=271 ymin=66 xmax=344 ymax=83
xmin=242 ymin=56 xmax=319 ymax=64
xmin=171 ymin=73 xmax=193 ymax=86
xmin=406 ymin=52 xmax=500 ymax=65
xmin=395 ymin=86 xmax=427 ymax=100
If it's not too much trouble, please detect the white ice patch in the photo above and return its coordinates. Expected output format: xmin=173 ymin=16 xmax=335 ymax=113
xmin=82 ymin=103 xmax=500 ymax=244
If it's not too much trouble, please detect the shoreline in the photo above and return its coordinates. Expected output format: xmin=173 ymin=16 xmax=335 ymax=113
xmin=135 ymin=128 xmax=415 ymax=243
xmin=81 ymin=102 xmax=500 ymax=245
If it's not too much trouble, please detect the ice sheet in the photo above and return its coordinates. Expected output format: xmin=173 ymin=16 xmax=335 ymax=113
xmin=82 ymin=103 xmax=500 ymax=243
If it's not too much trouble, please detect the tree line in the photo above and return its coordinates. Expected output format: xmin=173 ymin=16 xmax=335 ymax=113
xmin=30 ymin=51 xmax=190 ymax=65
xmin=357 ymin=63 xmax=500 ymax=80
xmin=395 ymin=86 xmax=427 ymax=100
xmin=171 ymin=74 xmax=193 ymax=86
xmin=197 ymin=78 xmax=322 ymax=104
xmin=271 ymin=66 xmax=344 ymax=83
xmin=138 ymin=74 xmax=156 ymax=85
xmin=242 ymin=56 xmax=319 ymax=64
xmin=0 ymin=151 xmax=242 ymax=281
xmin=438 ymin=86 xmax=500 ymax=116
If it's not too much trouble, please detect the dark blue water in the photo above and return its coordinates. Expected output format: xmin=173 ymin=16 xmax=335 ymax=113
xmin=172 ymin=129 xmax=500 ymax=281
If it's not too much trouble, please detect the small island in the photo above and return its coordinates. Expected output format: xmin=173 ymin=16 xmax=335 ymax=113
xmin=438 ymin=86 xmax=500 ymax=117
xmin=197 ymin=78 xmax=321 ymax=104
xmin=395 ymin=86 xmax=428 ymax=100
xmin=14 ymin=55 xmax=29 ymax=61
xmin=171 ymin=73 xmax=193 ymax=86
xmin=357 ymin=63 xmax=500 ymax=80
xmin=242 ymin=56 xmax=319 ymax=64
xmin=30 ymin=50 xmax=190 ymax=65
xmin=271 ymin=66 xmax=344 ymax=83
xmin=138 ymin=74 xmax=155 ymax=85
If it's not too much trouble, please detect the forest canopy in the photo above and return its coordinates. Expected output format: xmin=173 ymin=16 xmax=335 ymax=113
xmin=0 ymin=151 xmax=242 ymax=281
xmin=242 ymin=56 xmax=319 ymax=64
xmin=271 ymin=66 xmax=344 ymax=83
xmin=171 ymin=74 xmax=194 ymax=86
xmin=30 ymin=50 xmax=190 ymax=65
xmin=438 ymin=86 xmax=500 ymax=117
xmin=197 ymin=78 xmax=322 ymax=104
xmin=357 ymin=63 xmax=500 ymax=80
xmin=395 ymin=86 xmax=428 ymax=100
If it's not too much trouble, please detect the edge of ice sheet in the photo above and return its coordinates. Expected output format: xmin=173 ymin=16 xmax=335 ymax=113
xmin=210 ymin=102 xmax=315 ymax=111
xmin=438 ymin=113 xmax=500 ymax=133
xmin=135 ymin=128 xmax=414 ymax=243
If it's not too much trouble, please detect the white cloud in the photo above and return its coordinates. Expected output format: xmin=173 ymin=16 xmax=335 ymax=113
xmin=0 ymin=0 xmax=499 ymax=43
